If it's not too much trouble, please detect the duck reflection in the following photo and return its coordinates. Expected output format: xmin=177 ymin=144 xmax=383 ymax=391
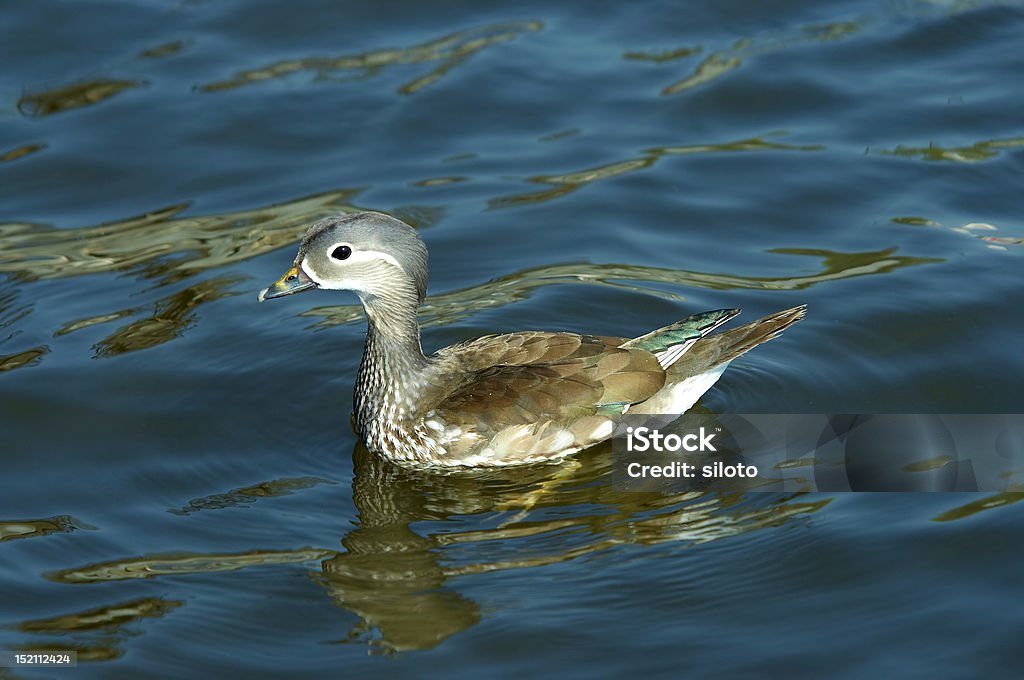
xmin=44 ymin=444 xmax=832 ymax=654
xmin=318 ymin=445 xmax=483 ymax=652
xmin=318 ymin=441 xmax=830 ymax=652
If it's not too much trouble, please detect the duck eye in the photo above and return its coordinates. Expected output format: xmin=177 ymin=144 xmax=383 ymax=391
xmin=331 ymin=245 xmax=352 ymax=260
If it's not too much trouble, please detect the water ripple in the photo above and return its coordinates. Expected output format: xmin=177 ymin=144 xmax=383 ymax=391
xmin=170 ymin=476 xmax=338 ymax=515
xmin=0 ymin=515 xmax=95 ymax=542
xmin=14 ymin=597 xmax=182 ymax=663
xmin=17 ymin=79 xmax=147 ymax=118
xmin=0 ymin=345 xmax=49 ymax=373
xmin=891 ymin=216 xmax=1024 ymax=250
xmin=90 ymin=275 xmax=243 ymax=358
xmin=199 ymin=20 xmax=543 ymax=94
xmin=0 ymin=143 xmax=47 ymax=163
xmin=878 ymin=135 xmax=1024 ymax=162
xmin=627 ymin=19 xmax=864 ymax=96
xmin=301 ymin=247 xmax=939 ymax=330
xmin=0 ymin=188 xmax=361 ymax=282
xmin=932 ymin=491 xmax=1024 ymax=521
xmin=488 ymin=134 xmax=825 ymax=209
xmin=43 ymin=445 xmax=830 ymax=652
xmin=48 ymin=548 xmax=335 ymax=584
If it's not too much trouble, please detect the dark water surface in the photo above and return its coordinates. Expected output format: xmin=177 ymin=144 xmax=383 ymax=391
xmin=2 ymin=0 xmax=1023 ymax=677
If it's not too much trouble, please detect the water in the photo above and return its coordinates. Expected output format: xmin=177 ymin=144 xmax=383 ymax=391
xmin=2 ymin=0 xmax=1023 ymax=676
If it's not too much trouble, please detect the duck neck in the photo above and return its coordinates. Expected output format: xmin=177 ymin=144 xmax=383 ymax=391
xmin=354 ymin=286 xmax=430 ymax=428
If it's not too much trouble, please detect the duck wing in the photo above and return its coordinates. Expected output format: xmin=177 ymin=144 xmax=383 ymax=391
xmin=425 ymin=334 xmax=666 ymax=463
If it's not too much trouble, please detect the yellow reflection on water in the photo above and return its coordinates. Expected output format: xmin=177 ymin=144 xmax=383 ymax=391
xmin=199 ymin=21 xmax=542 ymax=94
xmin=412 ymin=176 xmax=468 ymax=187
xmin=0 ymin=188 xmax=362 ymax=282
xmin=91 ymin=275 xmax=243 ymax=357
xmin=890 ymin=215 xmax=1023 ymax=248
xmin=932 ymin=491 xmax=1024 ymax=522
xmin=879 ymin=136 xmax=1024 ymax=163
xmin=0 ymin=190 xmax=367 ymax=362
xmin=0 ymin=515 xmax=91 ymax=542
xmin=488 ymin=135 xmax=825 ymax=209
xmin=48 ymin=548 xmax=335 ymax=583
xmin=902 ymin=456 xmax=955 ymax=472
xmin=625 ymin=20 xmax=862 ymax=96
xmin=0 ymin=143 xmax=47 ymax=163
xmin=137 ymin=39 xmax=189 ymax=60
xmin=15 ymin=597 xmax=183 ymax=663
xmin=170 ymin=475 xmax=337 ymax=515
xmin=0 ymin=345 xmax=49 ymax=372
xmin=18 ymin=79 xmax=146 ymax=118
xmin=623 ymin=46 xmax=702 ymax=63
xmin=19 ymin=597 xmax=182 ymax=633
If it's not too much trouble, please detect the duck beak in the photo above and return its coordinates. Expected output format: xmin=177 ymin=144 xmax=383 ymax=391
xmin=258 ymin=266 xmax=318 ymax=302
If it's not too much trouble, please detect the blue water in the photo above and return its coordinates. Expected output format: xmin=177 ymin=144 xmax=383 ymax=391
xmin=2 ymin=0 xmax=1023 ymax=677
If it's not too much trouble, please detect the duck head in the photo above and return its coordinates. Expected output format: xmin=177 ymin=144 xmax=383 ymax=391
xmin=258 ymin=212 xmax=429 ymax=305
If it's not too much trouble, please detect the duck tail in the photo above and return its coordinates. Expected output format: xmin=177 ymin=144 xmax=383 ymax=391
xmin=709 ymin=304 xmax=807 ymax=365
xmin=664 ymin=305 xmax=806 ymax=379
xmin=622 ymin=308 xmax=740 ymax=368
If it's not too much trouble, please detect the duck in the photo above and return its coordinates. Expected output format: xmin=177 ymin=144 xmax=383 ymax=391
xmin=259 ymin=211 xmax=805 ymax=467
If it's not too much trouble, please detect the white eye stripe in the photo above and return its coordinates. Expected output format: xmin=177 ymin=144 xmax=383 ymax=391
xmin=301 ymin=249 xmax=406 ymax=291
xmin=323 ymin=243 xmax=404 ymax=271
